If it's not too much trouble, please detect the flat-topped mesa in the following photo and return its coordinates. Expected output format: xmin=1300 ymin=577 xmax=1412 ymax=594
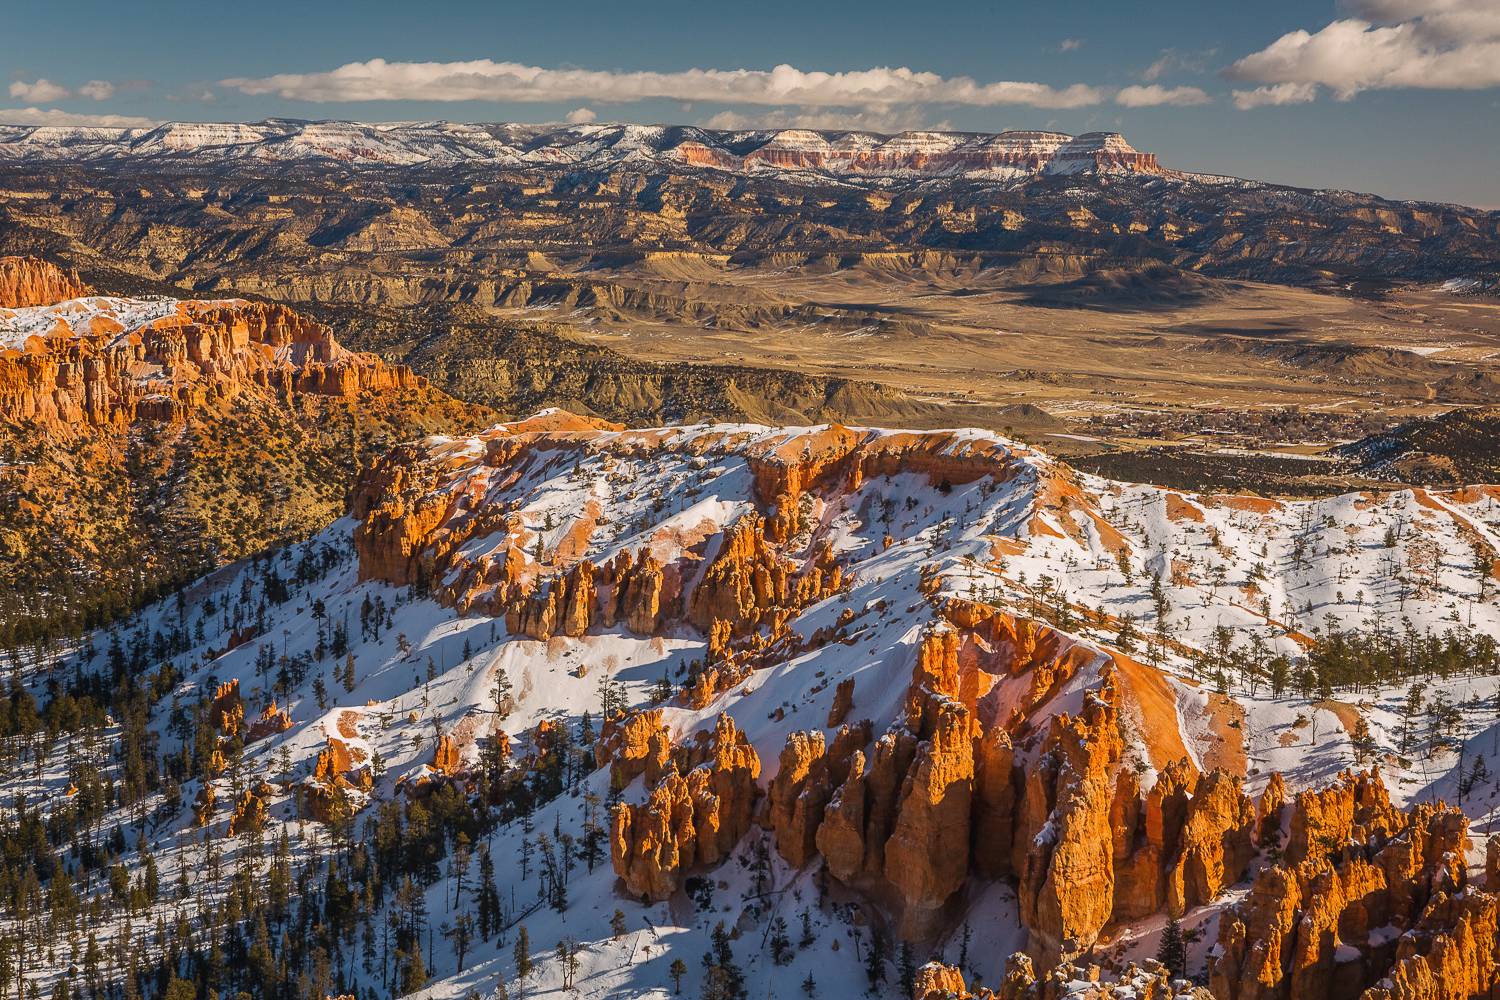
xmin=1048 ymin=132 xmax=1162 ymax=175
xmin=0 ymin=121 xmax=1177 ymax=182
xmin=0 ymin=256 xmax=92 ymax=308
xmin=0 ymin=286 xmax=423 ymax=432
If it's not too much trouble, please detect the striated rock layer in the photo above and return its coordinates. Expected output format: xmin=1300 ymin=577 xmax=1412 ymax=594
xmin=0 ymin=269 xmax=424 ymax=434
xmin=0 ymin=256 xmax=91 ymax=308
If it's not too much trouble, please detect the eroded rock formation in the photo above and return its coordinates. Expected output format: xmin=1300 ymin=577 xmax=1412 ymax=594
xmin=0 ymin=256 xmax=91 ymax=308
xmin=302 ymin=737 xmax=372 ymax=824
xmin=1 ymin=277 xmax=422 ymax=434
xmin=595 ymin=708 xmax=673 ymax=789
xmin=610 ymin=713 xmax=761 ymax=901
xmin=913 ymin=956 xmax=1208 ymax=1000
xmin=1211 ymin=770 xmax=1475 ymax=1000
xmin=227 ymin=782 xmax=273 ymax=837
xmin=432 ymin=734 xmax=461 ymax=775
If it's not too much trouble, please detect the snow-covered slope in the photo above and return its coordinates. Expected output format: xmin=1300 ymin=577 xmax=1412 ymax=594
xmin=0 ymin=119 xmax=1190 ymax=182
xmin=13 ymin=412 xmax=1500 ymax=999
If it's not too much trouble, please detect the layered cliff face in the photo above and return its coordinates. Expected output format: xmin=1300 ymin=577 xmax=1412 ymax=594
xmin=0 ymin=268 xmax=424 ymax=435
xmin=0 ymin=122 xmax=1171 ymax=182
xmin=0 ymin=257 xmax=484 ymax=641
xmin=0 ymin=256 xmax=91 ymax=309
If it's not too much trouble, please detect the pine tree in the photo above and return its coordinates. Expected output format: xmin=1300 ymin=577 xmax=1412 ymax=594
xmin=514 ymin=925 xmax=533 ymax=998
xmin=1157 ymin=916 xmax=1187 ymax=979
xmin=864 ymin=927 xmax=888 ymax=987
xmin=770 ymin=915 xmax=791 ymax=965
xmin=899 ymin=941 xmax=916 ymax=996
xmin=400 ymin=946 xmax=429 ymax=995
xmin=477 ymin=849 xmax=501 ymax=942
xmin=669 ymin=957 xmax=688 ymax=994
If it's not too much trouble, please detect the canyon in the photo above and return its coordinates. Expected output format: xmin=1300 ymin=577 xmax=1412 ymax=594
xmin=5 ymin=115 xmax=1500 ymax=1000
xmin=3 ymin=123 xmax=1499 ymax=483
xmin=165 ymin=409 xmax=1498 ymax=997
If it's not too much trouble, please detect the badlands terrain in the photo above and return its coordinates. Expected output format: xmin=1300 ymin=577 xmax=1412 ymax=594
xmin=3 ymin=122 xmax=1499 ymax=481
xmin=2 ymin=119 xmax=1500 ymax=1000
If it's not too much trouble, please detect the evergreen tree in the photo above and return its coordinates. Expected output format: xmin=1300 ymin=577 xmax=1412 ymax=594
xmin=864 ymin=927 xmax=888 ymax=988
xmin=1157 ymin=916 xmax=1187 ymax=979
xmin=514 ymin=925 xmax=533 ymax=998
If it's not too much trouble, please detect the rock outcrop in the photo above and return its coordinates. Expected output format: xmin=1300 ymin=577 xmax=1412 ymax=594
xmin=1211 ymin=770 xmax=1475 ymax=1000
xmin=227 ymin=782 xmax=272 ymax=837
xmin=766 ymin=602 xmax=1261 ymax=959
xmin=912 ymin=956 xmax=1209 ymax=1000
xmin=596 ymin=709 xmax=673 ymax=789
xmin=209 ymin=679 xmax=244 ymax=737
xmin=0 ymin=284 xmax=423 ymax=434
xmin=1017 ymin=683 xmax=1124 ymax=967
xmin=432 ymin=734 xmax=461 ymax=775
xmin=767 ymin=730 xmax=832 ymax=869
xmin=0 ymin=256 xmax=91 ymax=308
xmin=884 ymin=699 xmax=977 ymax=938
xmin=302 ymin=737 xmax=372 ymax=824
xmin=246 ymin=700 xmax=293 ymax=742
xmin=610 ymin=713 xmax=761 ymax=901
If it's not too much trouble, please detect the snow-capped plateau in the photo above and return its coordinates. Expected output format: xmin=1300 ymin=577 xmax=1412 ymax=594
xmin=0 ymin=119 xmax=1194 ymax=182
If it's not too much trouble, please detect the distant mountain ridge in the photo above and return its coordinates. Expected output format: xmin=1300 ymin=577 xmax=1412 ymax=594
xmin=0 ymin=118 xmax=1207 ymax=183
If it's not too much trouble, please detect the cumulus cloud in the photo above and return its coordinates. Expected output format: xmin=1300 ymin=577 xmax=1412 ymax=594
xmin=1229 ymin=0 xmax=1500 ymax=99
xmin=78 ymin=80 xmax=116 ymax=101
xmin=1116 ymin=84 xmax=1212 ymax=107
xmin=0 ymin=107 xmax=156 ymax=127
xmin=222 ymin=58 xmax=1106 ymax=110
xmin=8 ymin=79 xmax=71 ymax=102
xmin=564 ymin=107 xmax=597 ymax=123
xmin=1058 ymin=38 xmax=1083 ymax=52
xmin=1232 ymin=82 xmax=1321 ymax=110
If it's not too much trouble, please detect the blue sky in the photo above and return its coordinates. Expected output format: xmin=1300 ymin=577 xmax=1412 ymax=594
xmin=3 ymin=0 xmax=1497 ymax=206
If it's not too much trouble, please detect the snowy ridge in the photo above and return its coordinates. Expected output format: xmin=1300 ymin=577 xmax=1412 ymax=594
xmin=0 ymin=119 xmax=1205 ymax=183
xmin=14 ymin=412 xmax=1500 ymax=998
xmin=0 ymin=293 xmax=247 ymax=351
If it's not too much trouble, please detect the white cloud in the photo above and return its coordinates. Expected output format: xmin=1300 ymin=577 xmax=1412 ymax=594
xmin=1232 ymin=82 xmax=1321 ymax=109
xmin=1116 ymin=84 xmax=1212 ymax=107
xmin=222 ymin=58 xmax=1106 ymax=110
xmin=564 ymin=107 xmax=597 ymax=124
xmin=1230 ymin=0 xmax=1500 ymax=99
xmin=1058 ymin=38 xmax=1083 ymax=52
xmin=8 ymin=79 xmax=71 ymax=102
xmin=0 ymin=106 xmax=156 ymax=127
xmin=78 ymin=80 xmax=116 ymax=101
